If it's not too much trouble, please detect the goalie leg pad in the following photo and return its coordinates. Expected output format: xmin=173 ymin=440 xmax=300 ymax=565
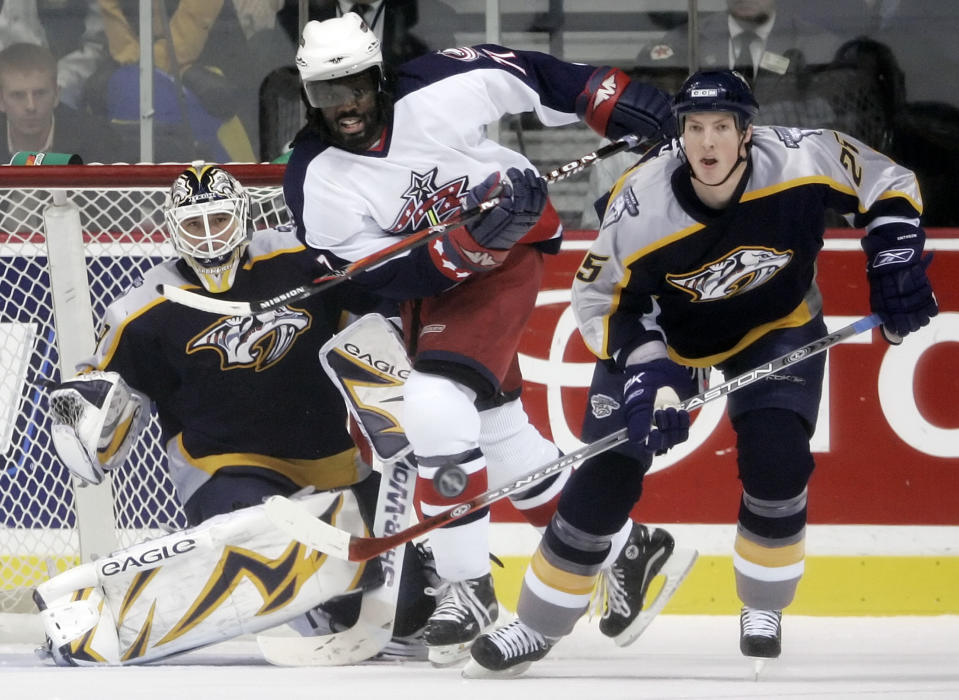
xmin=319 ymin=313 xmax=412 ymax=463
xmin=34 ymin=490 xmax=371 ymax=666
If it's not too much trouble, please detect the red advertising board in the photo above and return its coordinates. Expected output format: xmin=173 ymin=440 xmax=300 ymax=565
xmin=497 ymin=229 xmax=959 ymax=526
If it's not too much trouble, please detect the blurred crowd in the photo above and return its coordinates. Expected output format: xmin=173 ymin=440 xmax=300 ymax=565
xmin=0 ymin=0 xmax=956 ymax=225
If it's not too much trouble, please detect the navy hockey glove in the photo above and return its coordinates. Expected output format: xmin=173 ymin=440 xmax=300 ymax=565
xmin=645 ymin=407 xmax=691 ymax=456
xmin=862 ymin=224 xmax=938 ymax=344
xmin=465 ymin=167 xmax=547 ymax=249
xmin=623 ymin=358 xmax=692 ymax=455
xmin=576 ymin=67 xmax=675 ymax=143
xmin=439 ymin=167 xmax=547 ymax=274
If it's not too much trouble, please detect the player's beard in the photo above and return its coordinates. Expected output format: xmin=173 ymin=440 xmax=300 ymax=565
xmin=321 ymin=98 xmax=388 ymax=152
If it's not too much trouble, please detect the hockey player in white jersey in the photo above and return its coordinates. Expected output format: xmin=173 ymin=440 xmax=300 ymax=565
xmin=35 ymin=164 xmax=435 ymax=665
xmin=284 ymin=13 xmax=693 ymax=665
xmin=466 ymin=69 xmax=938 ymax=676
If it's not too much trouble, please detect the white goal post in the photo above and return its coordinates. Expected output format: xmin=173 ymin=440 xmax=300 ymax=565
xmin=0 ymin=162 xmax=287 ymax=622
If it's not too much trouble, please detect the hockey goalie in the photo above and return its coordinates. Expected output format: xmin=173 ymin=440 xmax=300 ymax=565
xmin=34 ymin=165 xmax=432 ymax=666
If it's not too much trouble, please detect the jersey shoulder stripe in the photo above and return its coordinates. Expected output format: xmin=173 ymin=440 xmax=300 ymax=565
xmin=247 ymin=226 xmax=305 ymax=261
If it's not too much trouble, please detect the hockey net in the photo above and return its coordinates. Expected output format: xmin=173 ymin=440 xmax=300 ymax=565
xmin=0 ymin=163 xmax=287 ymax=620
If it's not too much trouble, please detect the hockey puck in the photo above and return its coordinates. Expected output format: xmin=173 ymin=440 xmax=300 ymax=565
xmin=433 ymin=463 xmax=468 ymax=498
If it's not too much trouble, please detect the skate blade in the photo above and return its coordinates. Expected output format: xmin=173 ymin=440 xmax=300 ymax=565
xmin=614 ymin=547 xmax=699 ymax=648
xmin=462 ymin=658 xmax=531 ymax=679
xmin=428 ymin=642 xmax=472 ymax=667
xmin=752 ymin=657 xmax=767 ymax=680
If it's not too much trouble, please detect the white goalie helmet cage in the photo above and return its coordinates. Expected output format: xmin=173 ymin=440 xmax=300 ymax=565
xmin=296 ymin=13 xmax=383 ymax=107
xmin=164 ymin=164 xmax=252 ymax=293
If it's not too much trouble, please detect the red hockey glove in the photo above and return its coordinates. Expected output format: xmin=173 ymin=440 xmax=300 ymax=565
xmin=576 ymin=67 xmax=675 ymax=143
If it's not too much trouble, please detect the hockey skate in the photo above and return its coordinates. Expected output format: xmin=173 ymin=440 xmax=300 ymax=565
xmin=597 ymin=523 xmax=698 ymax=647
xmin=423 ymin=573 xmax=499 ymax=666
xmin=463 ymin=618 xmax=555 ymax=678
xmin=739 ymin=606 xmax=782 ymax=658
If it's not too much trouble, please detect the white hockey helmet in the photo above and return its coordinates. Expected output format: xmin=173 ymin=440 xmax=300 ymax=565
xmin=164 ymin=164 xmax=251 ymax=294
xmin=296 ymin=14 xmax=383 ymax=107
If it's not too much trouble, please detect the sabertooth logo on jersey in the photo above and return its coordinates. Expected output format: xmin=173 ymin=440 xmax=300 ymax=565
xmin=187 ymin=307 xmax=311 ymax=371
xmin=666 ymin=246 xmax=793 ymax=301
xmin=388 ymin=168 xmax=469 ymax=233
xmin=772 ymin=126 xmax=823 ymax=148
xmin=590 ymin=393 xmax=621 ymax=419
xmin=600 ymin=186 xmax=640 ymax=229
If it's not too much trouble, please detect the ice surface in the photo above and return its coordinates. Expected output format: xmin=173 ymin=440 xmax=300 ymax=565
xmin=2 ymin=615 xmax=958 ymax=700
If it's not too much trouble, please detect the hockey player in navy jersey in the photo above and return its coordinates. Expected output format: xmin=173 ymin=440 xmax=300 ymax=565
xmin=284 ymin=13 xmax=690 ymax=665
xmin=36 ymin=164 xmax=435 ymax=665
xmin=466 ymin=70 xmax=939 ymax=676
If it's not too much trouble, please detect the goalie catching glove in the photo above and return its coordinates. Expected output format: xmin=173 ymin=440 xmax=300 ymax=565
xmin=48 ymin=371 xmax=149 ymax=485
xmin=432 ymin=167 xmax=547 ymax=276
xmin=861 ymin=223 xmax=938 ymax=344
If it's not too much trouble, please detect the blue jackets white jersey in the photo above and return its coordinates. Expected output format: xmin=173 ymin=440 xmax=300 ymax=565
xmin=84 ymin=227 xmax=375 ymax=504
xmin=572 ymin=126 xmax=923 ymax=368
xmin=284 ymin=45 xmax=601 ymax=299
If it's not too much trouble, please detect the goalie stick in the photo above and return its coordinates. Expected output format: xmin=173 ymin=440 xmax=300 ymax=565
xmin=257 ymin=314 xmax=416 ymax=666
xmin=266 ymin=314 xmax=882 ymax=562
xmin=256 ymin=457 xmax=416 ymax=666
xmin=158 ymin=134 xmax=644 ymax=317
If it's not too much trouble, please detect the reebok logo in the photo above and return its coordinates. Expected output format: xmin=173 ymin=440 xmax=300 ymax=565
xmin=873 ymin=248 xmax=915 ymax=268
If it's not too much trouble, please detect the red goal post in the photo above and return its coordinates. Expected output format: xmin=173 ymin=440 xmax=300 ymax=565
xmin=0 ymin=162 xmax=286 ymax=621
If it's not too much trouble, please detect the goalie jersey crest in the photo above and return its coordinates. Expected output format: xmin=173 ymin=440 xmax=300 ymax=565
xmin=187 ymin=307 xmax=312 ymax=371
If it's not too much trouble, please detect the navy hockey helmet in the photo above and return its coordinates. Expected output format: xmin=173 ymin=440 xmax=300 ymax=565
xmin=672 ymin=70 xmax=759 ymax=131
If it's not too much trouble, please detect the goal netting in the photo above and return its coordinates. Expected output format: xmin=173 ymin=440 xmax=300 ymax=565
xmin=0 ymin=163 xmax=286 ymax=621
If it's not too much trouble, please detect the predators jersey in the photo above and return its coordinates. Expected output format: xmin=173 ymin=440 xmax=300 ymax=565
xmin=572 ymin=126 xmax=923 ymax=368
xmin=85 ymin=226 xmax=378 ymax=504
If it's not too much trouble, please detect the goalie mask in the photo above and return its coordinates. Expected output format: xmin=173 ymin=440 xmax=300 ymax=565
xmin=165 ymin=165 xmax=251 ymax=293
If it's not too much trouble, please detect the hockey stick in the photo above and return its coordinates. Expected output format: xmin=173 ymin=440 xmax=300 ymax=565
xmin=158 ymin=134 xmax=644 ymax=317
xmin=257 ymin=457 xmax=416 ymax=666
xmin=257 ymin=315 xmax=417 ymax=666
xmin=266 ymin=314 xmax=882 ymax=562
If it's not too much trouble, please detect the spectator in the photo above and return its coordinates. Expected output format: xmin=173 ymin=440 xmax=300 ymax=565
xmin=0 ymin=42 xmax=111 ymax=162
xmin=0 ymin=0 xmax=107 ymax=109
xmin=94 ymin=0 xmax=258 ymax=163
xmin=277 ymin=0 xmax=457 ymax=66
xmin=636 ymin=0 xmax=842 ymax=80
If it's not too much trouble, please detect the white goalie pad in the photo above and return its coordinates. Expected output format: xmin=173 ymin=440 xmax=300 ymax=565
xmin=320 ymin=314 xmax=412 ymax=463
xmin=34 ymin=490 xmax=371 ymax=666
xmin=48 ymin=371 xmax=149 ymax=485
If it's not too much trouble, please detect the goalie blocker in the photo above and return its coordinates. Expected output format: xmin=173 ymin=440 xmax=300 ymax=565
xmin=34 ymin=490 xmax=374 ymax=666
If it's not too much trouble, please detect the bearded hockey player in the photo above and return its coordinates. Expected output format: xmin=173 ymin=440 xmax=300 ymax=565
xmin=36 ymin=164 xmax=434 ymax=665
xmin=466 ymin=70 xmax=937 ymax=677
xmin=284 ymin=13 xmax=697 ymax=666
